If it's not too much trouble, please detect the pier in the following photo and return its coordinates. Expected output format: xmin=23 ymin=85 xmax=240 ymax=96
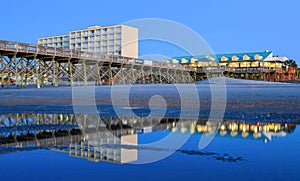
xmin=0 ymin=40 xmax=196 ymax=89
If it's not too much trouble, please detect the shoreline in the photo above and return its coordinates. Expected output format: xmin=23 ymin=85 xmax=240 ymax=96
xmin=0 ymin=78 xmax=300 ymax=123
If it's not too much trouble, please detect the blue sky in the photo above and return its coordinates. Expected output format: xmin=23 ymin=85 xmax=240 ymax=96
xmin=1 ymin=0 xmax=299 ymax=63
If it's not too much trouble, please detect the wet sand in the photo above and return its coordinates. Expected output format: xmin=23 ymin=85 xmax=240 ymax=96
xmin=0 ymin=78 xmax=300 ymax=122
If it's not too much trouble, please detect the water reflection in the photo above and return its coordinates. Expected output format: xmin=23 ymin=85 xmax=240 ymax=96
xmin=0 ymin=113 xmax=297 ymax=163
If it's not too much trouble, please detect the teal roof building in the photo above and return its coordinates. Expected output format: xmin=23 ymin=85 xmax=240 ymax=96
xmin=170 ymin=50 xmax=284 ymax=64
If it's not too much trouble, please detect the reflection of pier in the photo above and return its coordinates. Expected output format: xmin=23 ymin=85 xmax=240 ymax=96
xmin=0 ymin=113 xmax=297 ymax=163
xmin=1 ymin=134 xmax=82 ymax=153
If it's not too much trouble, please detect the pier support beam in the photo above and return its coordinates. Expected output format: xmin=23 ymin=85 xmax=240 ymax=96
xmin=83 ymin=60 xmax=87 ymax=86
xmin=52 ymin=57 xmax=59 ymax=88
xmin=36 ymin=57 xmax=41 ymax=89
xmin=68 ymin=59 xmax=74 ymax=87
xmin=109 ymin=63 xmax=113 ymax=85
xmin=7 ymin=72 xmax=11 ymax=89
xmin=95 ymin=62 xmax=101 ymax=86
xmin=0 ymin=55 xmax=4 ymax=89
xmin=13 ymin=54 xmax=19 ymax=88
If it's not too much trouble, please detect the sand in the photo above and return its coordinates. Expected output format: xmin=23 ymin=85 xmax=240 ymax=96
xmin=0 ymin=78 xmax=300 ymax=122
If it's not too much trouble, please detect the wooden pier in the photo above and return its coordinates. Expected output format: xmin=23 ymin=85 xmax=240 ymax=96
xmin=0 ymin=40 xmax=196 ymax=89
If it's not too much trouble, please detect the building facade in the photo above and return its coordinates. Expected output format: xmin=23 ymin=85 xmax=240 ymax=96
xmin=171 ymin=51 xmax=298 ymax=81
xmin=38 ymin=25 xmax=138 ymax=58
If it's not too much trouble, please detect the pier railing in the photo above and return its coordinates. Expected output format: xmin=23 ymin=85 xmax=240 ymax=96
xmin=0 ymin=40 xmax=192 ymax=71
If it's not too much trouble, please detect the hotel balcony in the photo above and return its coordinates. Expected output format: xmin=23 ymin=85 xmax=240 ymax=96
xmin=221 ymin=67 xmax=285 ymax=74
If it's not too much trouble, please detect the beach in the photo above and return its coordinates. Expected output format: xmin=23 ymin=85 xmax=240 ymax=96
xmin=1 ymin=78 xmax=300 ymax=122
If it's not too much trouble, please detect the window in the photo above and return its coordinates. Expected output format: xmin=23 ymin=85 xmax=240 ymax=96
xmin=96 ymin=29 xmax=101 ymax=35
xmin=116 ymin=27 xmax=121 ymax=33
xmin=83 ymin=43 xmax=88 ymax=48
xmin=181 ymin=58 xmax=187 ymax=64
xmin=241 ymin=61 xmax=251 ymax=67
xmin=116 ymin=46 xmax=121 ymax=51
xmin=252 ymin=61 xmax=259 ymax=67
xmin=255 ymin=54 xmax=261 ymax=60
xmin=89 ymin=30 xmax=94 ymax=36
xmin=229 ymin=62 xmax=239 ymax=68
xmin=84 ymin=31 xmax=88 ymax=37
xmin=102 ymin=35 xmax=107 ymax=40
xmin=243 ymin=55 xmax=250 ymax=60
xmin=232 ymin=55 xmax=238 ymax=61
xmin=221 ymin=56 xmax=227 ymax=62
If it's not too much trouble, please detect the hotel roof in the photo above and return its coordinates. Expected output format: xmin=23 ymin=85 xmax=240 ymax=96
xmin=172 ymin=51 xmax=273 ymax=63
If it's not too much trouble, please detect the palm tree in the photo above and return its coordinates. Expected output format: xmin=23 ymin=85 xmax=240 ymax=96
xmin=284 ymin=60 xmax=297 ymax=77
xmin=284 ymin=59 xmax=297 ymax=68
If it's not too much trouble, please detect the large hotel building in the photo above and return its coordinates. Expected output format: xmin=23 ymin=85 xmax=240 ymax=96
xmin=38 ymin=24 xmax=138 ymax=58
xmin=37 ymin=24 xmax=298 ymax=82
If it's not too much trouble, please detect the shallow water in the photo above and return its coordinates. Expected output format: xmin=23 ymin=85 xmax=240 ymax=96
xmin=0 ymin=113 xmax=299 ymax=181
xmin=1 ymin=79 xmax=300 ymax=180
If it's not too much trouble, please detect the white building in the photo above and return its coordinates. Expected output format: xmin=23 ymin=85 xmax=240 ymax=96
xmin=38 ymin=25 xmax=138 ymax=58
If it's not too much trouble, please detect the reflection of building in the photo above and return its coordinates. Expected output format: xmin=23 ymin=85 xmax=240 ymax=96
xmin=65 ymin=132 xmax=137 ymax=163
xmin=0 ymin=113 xmax=297 ymax=163
xmin=171 ymin=51 xmax=297 ymax=81
xmin=0 ymin=113 xmax=138 ymax=164
xmin=38 ymin=24 xmax=138 ymax=58
xmin=194 ymin=121 xmax=296 ymax=143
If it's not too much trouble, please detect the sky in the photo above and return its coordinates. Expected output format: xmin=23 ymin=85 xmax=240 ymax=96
xmin=1 ymin=0 xmax=299 ymax=63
